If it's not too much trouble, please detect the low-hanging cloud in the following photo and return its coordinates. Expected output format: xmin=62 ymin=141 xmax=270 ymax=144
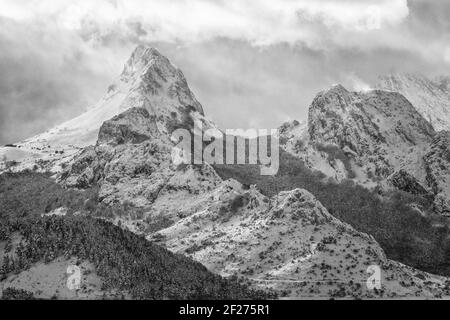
xmin=0 ymin=0 xmax=411 ymax=46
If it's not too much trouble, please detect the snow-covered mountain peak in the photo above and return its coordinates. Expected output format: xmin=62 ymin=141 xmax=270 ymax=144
xmin=119 ymin=46 xmax=200 ymax=105
xmin=119 ymin=46 xmax=166 ymax=84
xmin=278 ymin=84 xmax=437 ymax=185
xmin=123 ymin=45 xmax=163 ymax=72
xmin=115 ymin=45 xmax=204 ymax=116
xmin=0 ymin=46 xmax=211 ymax=173
xmin=120 ymin=45 xmax=179 ymax=82
xmin=7 ymin=47 xmax=199 ymax=145
xmin=308 ymin=84 xmax=435 ymax=150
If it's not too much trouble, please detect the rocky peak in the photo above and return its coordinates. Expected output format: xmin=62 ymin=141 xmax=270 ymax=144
xmin=15 ymin=45 xmax=206 ymax=155
xmin=117 ymin=45 xmax=204 ymax=117
xmin=121 ymin=46 xmax=165 ymax=79
xmin=279 ymin=82 xmax=450 ymax=214
xmin=292 ymin=84 xmax=437 ymax=184
xmin=307 ymin=84 xmax=353 ymax=119
xmin=308 ymin=85 xmax=434 ymax=155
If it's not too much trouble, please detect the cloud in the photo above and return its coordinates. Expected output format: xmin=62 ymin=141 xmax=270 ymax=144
xmin=0 ymin=0 xmax=410 ymax=45
xmin=0 ymin=0 xmax=446 ymax=65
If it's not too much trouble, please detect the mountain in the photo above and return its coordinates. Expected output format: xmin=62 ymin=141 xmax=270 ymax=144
xmin=376 ymin=73 xmax=450 ymax=132
xmin=281 ymin=85 xmax=435 ymax=183
xmin=26 ymin=45 xmax=204 ymax=147
xmin=0 ymin=45 xmax=212 ymax=173
xmin=424 ymin=132 xmax=450 ymax=216
xmin=280 ymin=84 xmax=450 ymax=216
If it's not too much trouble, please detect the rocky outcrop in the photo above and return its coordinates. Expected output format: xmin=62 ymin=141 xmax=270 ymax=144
xmin=281 ymin=85 xmax=436 ymax=186
xmin=424 ymin=131 xmax=450 ymax=216
xmin=120 ymin=45 xmax=204 ymax=117
xmin=97 ymin=107 xmax=160 ymax=146
xmin=388 ymin=170 xmax=429 ymax=196
xmin=60 ymin=146 xmax=106 ymax=189
xmin=308 ymin=86 xmax=435 ymax=159
xmin=59 ymin=106 xmax=221 ymax=212
xmin=279 ymin=83 xmax=450 ymax=215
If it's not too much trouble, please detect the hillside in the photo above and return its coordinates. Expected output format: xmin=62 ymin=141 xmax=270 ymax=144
xmin=0 ymin=174 xmax=271 ymax=300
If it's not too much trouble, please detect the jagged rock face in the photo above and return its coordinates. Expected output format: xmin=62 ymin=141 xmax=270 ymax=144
xmin=116 ymin=45 xmax=205 ymax=134
xmin=308 ymin=85 xmax=435 ymax=158
xmin=46 ymin=46 xmax=223 ymax=220
xmin=60 ymin=146 xmax=106 ymax=189
xmin=97 ymin=107 xmax=160 ymax=146
xmin=61 ymin=107 xmax=168 ymax=191
xmin=424 ymin=131 xmax=450 ymax=216
xmin=388 ymin=170 xmax=429 ymax=196
xmin=121 ymin=46 xmax=203 ymax=115
xmin=60 ymin=106 xmax=222 ymax=213
xmin=279 ymin=120 xmax=350 ymax=182
xmin=298 ymin=85 xmax=434 ymax=183
xmin=153 ymin=180 xmax=449 ymax=299
xmin=279 ymin=84 xmax=450 ymax=215
xmin=376 ymin=73 xmax=450 ymax=132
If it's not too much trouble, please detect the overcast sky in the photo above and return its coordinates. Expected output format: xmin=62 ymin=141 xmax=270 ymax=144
xmin=0 ymin=0 xmax=449 ymax=144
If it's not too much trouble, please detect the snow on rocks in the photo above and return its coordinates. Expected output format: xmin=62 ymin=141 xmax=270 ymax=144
xmin=151 ymin=180 xmax=449 ymax=299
